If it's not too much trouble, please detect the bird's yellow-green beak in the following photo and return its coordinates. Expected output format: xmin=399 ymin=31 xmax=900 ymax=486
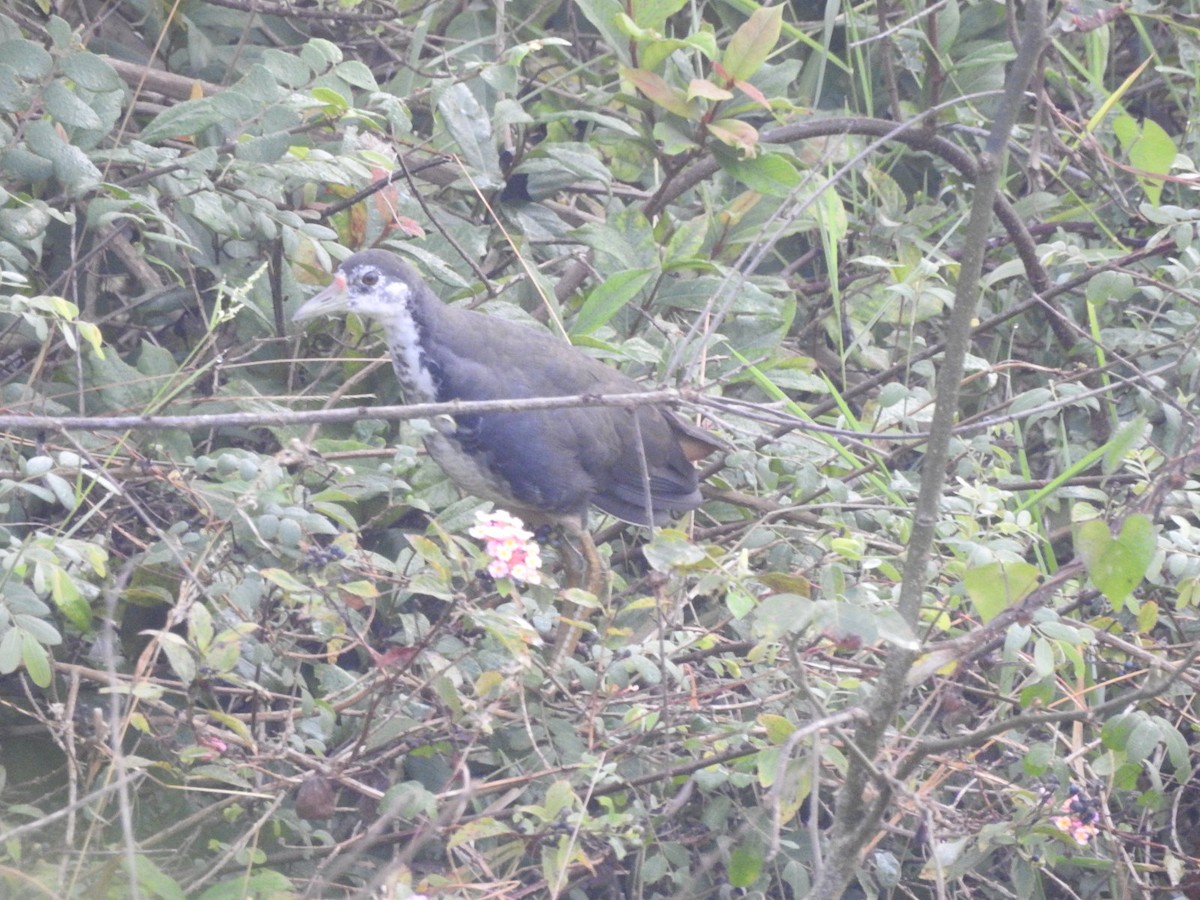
xmin=293 ymin=271 xmax=349 ymax=322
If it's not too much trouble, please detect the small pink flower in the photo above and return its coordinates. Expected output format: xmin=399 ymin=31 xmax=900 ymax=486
xmin=470 ymin=510 xmax=542 ymax=585
xmin=1053 ymin=796 xmax=1099 ymax=845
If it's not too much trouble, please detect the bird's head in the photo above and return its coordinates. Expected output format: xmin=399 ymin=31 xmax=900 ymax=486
xmin=293 ymin=250 xmax=424 ymax=324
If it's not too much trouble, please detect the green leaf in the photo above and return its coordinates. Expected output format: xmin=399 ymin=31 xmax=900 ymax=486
xmin=0 ymin=39 xmax=51 ymax=78
xmin=1102 ymin=414 xmax=1145 ymax=474
xmin=335 ymin=60 xmax=377 ymax=90
xmin=718 ymin=149 xmax=800 ymax=196
xmin=60 ymin=51 xmax=122 ymax=92
xmin=189 ymin=603 xmax=214 ymax=652
xmin=758 ymin=713 xmax=795 ymax=743
xmin=631 ymin=0 xmax=688 ymax=29
xmin=140 ymin=97 xmax=222 ymax=142
xmin=25 ymin=119 xmax=101 ymax=194
xmin=1085 ymin=269 xmax=1135 ymax=305
xmin=1074 ymin=515 xmax=1156 ymax=610
xmin=310 ymin=85 xmax=348 ymax=113
xmin=435 ymin=82 xmax=502 ymax=188
xmin=195 ymin=870 xmax=292 ymax=900
xmin=728 ymin=843 xmax=763 ymax=888
xmin=134 ymin=853 xmax=188 ymax=900
xmin=642 ymin=529 xmax=707 ymax=570
xmin=571 ymin=268 xmax=653 ymax=335
xmin=1125 ymin=716 xmax=1161 ymax=764
xmin=0 ymin=627 xmax=22 ymax=674
xmin=1114 ymin=114 xmax=1176 ymax=207
xmin=154 ymin=632 xmax=196 ymax=686
xmin=50 ymin=566 xmax=92 ymax=630
xmin=259 ymin=567 xmax=313 ymax=594
xmin=750 ymin=593 xmax=812 ymax=639
xmin=301 ymin=38 xmax=343 ymax=68
xmin=963 ymin=561 xmax=1040 ymax=623
xmin=722 ymin=6 xmax=783 ymax=82
xmin=664 ymin=215 xmax=708 ymax=265
xmin=261 ymin=48 xmax=312 ymax=87
xmin=21 ymin=632 xmax=52 ymax=687
xmin=14 ymin=614 xmax=62 ymax=646
xmin=43 ymin=472 xmax=77 ymax=510
xmin=45 ymin=80 xmax=102 ymax=129
xmin=573 ymin=0 xmax=632 ymax=63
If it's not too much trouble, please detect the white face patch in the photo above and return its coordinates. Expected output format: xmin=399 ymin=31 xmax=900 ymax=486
xmin=378 ymin=279 xmax=438 ymax=401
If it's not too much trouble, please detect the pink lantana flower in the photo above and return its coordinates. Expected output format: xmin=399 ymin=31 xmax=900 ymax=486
xmin=469 ymin=510 xmax=543 ymax=585
xmin=1052 ymin=795 xmax=1100 ymax=846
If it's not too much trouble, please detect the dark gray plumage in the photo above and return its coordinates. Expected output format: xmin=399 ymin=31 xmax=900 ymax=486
xmin=294 ymin=249 xmax=721 ymax=527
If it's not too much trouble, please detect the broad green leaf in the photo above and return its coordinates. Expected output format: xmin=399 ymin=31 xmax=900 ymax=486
xmin=1102 ymin=415 xmax=1145 ymax=474
xmin=1113 ymin=113 xmax=1176 ymax=207
xmin=963 ymin=561 xmax=1040 ymax=623
xmin=21 ymin=633 xmax=51 ymax=687
xmin=642 ymin=529 xmax=707 ymax=570
xmin=153 ymin=632 xmax=196 ymax=686
xmin=14 ymin=613 xmax=62 ymax=645
xmin=728 ymin=844 xmax=763 ymax=888
xmin=435 ymin=81 xmax=503 ymax=188
xmin=195 ymin=870 xmax=292 ymax=900
xmin=759 ymin=713 xmax=795 ymax=743
xmin=50 ymin=566 xmax=92 ymax=630
xmin=335 ymin=60 xmax=377 ymax=90
xmin=259 ymin=567 xmax=313 ymax=594
xmin=1074 ymin=514 xmax=1156 ymax=610
xmin=750 ymin=593 xmax=812 ymax=639
xmin=726 ymin=588 xmax=757 ymax=620
xmin=0 ymin=628 xmax=21 ymax=674
xmin=260 ymin=48 xmax=312 ymax=87
xmin=631 ymin=0 xmax=688 ymax=29
xmin=571 ymin=267 xmax=653 ymax=335
xmin=45 ymin=81 xmax=102 ymax=130
xmin=0 ymin=39 xmax=51 ymax=77
xmin=140 ymin=97 xmax=222 ymax=142
xmin=664 ymin=215 xmax=708 ymax=265
xmin=135 ymin=853 xmax=188 ymax=900
xmin=641 ymin=32 xmax=719 ymax=70
xmin=189 ymin=602 xmax=214 ymax=651
xmin=722 ymin=6 xmax=783 ymax=82
xmin=573 ymin=0 xmax=632 ymax=63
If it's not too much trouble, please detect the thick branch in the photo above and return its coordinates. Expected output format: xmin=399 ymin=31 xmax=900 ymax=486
xmin=810 ymin=2 xmax=1050 ymax=896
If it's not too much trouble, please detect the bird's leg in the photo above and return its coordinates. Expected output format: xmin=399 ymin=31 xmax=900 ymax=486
xmin=549 ymin=521 xmax=607 ymax=665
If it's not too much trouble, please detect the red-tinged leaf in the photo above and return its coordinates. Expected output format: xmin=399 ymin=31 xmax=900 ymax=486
xmin=688 ymin=78 xmax=733 ymax=102
xmin=735 ymin=78 xmax=771 ymax=110
xmin=622 ymin=66 xmax=696 ymax=118
xmin=375 ymin=645 xmax=421 ymax=669
xmin=722 ymin=6 xmax=783 ymax=82
xmin=390 ymin=215 xmax=425 ymax=238
xmin=707 ymin=118 xmax=759 ymax=157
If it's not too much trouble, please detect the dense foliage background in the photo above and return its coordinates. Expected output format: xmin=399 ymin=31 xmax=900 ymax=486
xmin=1 ymin=0 xmax=1198 ymax=896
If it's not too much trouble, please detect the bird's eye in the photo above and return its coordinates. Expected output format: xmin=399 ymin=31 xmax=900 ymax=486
xmin=360 ymin=270 xmax=379 ymax=287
